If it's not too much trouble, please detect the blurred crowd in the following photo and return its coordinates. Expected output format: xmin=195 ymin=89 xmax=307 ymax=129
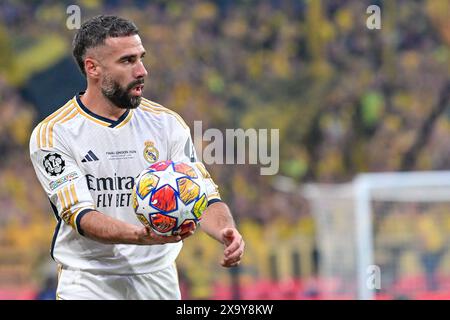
xmin=0 ymin=0 xmax=449 ymax=299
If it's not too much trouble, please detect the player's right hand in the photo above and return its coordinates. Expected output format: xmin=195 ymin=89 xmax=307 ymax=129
xmin=175 ymin=220 xmax=196 ymax=241
xmin=136 ymin=226 xmax=182 ymax=244
xmin=136 ymin=224 xmax=195 ymax=245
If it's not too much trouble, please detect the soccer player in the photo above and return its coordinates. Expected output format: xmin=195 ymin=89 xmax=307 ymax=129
xmin=29 ymin=15 xmax=245 ymax=300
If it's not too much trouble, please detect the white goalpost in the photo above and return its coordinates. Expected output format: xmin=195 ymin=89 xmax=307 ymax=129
xmin=304 ymin=171 xmax=450 ymax=300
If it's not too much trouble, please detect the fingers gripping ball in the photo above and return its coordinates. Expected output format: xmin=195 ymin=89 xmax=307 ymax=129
xmin=132 ymin=160 xmax=208 ymax=235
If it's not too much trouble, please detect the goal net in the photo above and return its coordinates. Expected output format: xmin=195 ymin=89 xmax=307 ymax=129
xmin=303 ymin=171 xmax=450 ymax=300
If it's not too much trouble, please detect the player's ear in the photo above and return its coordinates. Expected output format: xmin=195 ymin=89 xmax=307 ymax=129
xmin=84 ymin=57 xmax=100 ymax=78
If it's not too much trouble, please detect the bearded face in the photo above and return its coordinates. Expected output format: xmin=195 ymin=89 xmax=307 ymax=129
xmin=101 ymin=74 xmax=144 ymax=109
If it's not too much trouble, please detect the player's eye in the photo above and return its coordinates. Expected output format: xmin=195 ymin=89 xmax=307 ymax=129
xmin=121 ymin=57 xmax=135 ymax=64
xmin=120 ymin=53 xmax=145 ymax=65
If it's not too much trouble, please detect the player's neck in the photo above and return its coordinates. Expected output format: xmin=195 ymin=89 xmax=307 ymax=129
xmin=80 ymin=88 xmax=127 ymax=121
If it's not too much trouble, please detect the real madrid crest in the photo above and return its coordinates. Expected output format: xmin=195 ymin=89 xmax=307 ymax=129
xmin=143 ymin=140 xmax=159 ymax=163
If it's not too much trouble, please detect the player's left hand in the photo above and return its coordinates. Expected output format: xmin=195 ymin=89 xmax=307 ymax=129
xmin=219 ymin=228 xmax=245 ymax=267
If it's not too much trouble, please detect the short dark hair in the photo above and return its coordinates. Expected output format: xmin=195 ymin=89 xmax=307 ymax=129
xmin=72 ymin=15 xmax=139 ymax=76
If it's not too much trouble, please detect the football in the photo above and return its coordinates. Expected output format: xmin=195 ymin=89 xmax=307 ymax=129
xmin=132 ymin=160 xmax=208 ymax=236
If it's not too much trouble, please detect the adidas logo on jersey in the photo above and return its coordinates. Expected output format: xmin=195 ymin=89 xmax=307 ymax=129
xmin=81 ymin=150 xmax=99 ymax=163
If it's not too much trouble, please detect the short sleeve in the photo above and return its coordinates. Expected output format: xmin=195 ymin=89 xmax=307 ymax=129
xmin=29 ymin=123 xmax=95 ymax=235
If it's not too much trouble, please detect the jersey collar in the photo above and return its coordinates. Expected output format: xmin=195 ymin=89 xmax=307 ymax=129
xmin=75 ymin=93 xmax=132 ymax=128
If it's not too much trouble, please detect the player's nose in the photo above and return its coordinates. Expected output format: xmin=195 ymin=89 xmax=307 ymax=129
xmin=135 ymin=60 xmax=148 ymax=78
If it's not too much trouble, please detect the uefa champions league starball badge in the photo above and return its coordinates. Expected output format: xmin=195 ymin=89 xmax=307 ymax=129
xmin=143 ymin=140 xmax=159 ymax=164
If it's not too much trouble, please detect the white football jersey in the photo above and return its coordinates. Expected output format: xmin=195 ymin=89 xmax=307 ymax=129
xmin=29 ymin=94 xmax=221 ymax=274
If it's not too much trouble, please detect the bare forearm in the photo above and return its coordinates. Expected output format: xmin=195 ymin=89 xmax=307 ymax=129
xmin=199 ymin=202 xmax=236 ymax=243
xmin=200 ymin=202 xmax=245 ymax=268
xmin=79 ymin=210 xmax=141 ymax=244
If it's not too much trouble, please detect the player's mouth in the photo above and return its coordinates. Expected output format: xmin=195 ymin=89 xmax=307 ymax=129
xmin=131 ymin=84 xmax=144 ymax=95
